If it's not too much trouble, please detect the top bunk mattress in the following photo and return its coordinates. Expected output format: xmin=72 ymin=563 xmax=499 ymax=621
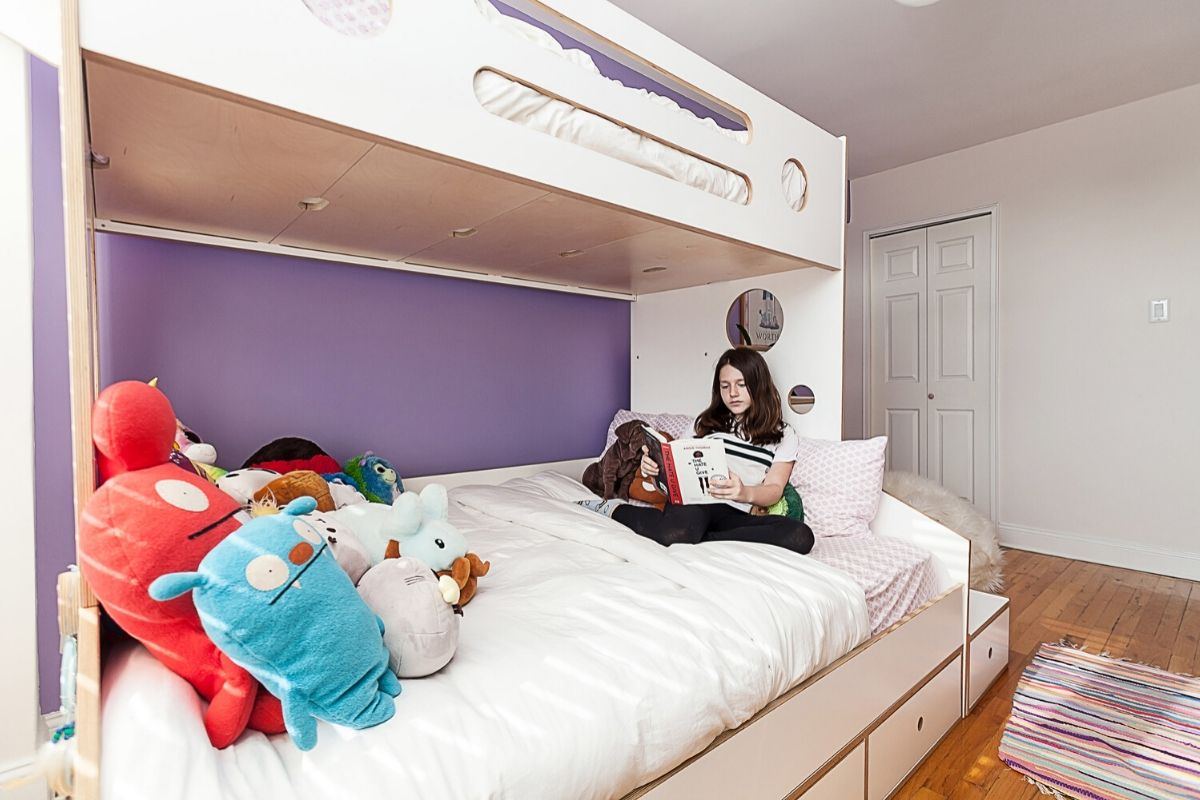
xmin=473 ymin=1 xmax=806 ymax=209
xmin=99 ymin=478 xmax=869 ymax=800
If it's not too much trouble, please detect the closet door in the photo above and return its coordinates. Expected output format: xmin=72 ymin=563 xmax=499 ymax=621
xmin=869 ymin=228 xmax=927 ymax=476
xmin=926 ymin=216 xmax=992 ymax=517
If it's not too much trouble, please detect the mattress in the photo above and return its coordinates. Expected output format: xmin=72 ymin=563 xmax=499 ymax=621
xmin=100 ymin=476 xmax=868 ymax=800
xmin=474 ymin=1 xmax=807 ymax=209
xmin=809 ymin=533 xmax=938 ymax=634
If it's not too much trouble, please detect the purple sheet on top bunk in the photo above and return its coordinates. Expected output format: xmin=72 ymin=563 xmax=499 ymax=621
xmin=809 ymin=533 xmax=938 ymax=635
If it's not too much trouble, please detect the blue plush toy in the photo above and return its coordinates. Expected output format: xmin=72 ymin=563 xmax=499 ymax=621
xmin=339 ymin=452 xmax=403 ymax=504
xmin=149 ymin=497 xmax=401 ymax=750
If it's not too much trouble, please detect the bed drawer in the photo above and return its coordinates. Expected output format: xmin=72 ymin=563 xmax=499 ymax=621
xmin=798 ymin=743 xmax=864 ymax=800
xmin=968 ymin=607 xmax=1009 ymax=709
xmin=866 ymin=654 xmax=962 ymax=800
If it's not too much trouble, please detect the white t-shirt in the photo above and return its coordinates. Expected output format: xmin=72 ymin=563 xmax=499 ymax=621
xmin=703 ymin=423 xmax=800 ymax=511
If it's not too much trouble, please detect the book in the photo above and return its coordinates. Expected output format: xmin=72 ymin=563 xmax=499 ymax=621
xmin=642 ymin=426 xmax=729 ymax=505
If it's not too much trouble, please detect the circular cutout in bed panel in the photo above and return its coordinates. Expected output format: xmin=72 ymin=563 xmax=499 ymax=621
xmin=301 ymin=0 xmax=392 ymax=38
xmin=782 ymin=159 xmax=808 ymax=212
xmin=726 ymin=289 xmax=783 ymax=351
xmin=787 ymin=385 xmax=816 ymax=415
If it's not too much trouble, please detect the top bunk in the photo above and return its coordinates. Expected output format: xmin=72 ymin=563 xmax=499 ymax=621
xmin=78 ymin=0 xmax=847 ymax=295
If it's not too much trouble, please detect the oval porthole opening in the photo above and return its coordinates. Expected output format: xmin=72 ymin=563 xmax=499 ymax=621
xmin=301 ymin=0 xmax=392 ymax=38
xmin=782 ymin=159 xmax=808 ymax=212
xmin=726 ymin=289 xmax=783 ymax=351
xmin=788 ymin=385 xmax=816 ymax=415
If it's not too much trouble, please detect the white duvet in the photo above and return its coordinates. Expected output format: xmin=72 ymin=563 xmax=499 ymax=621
xmin=101 ymin=477 xmax=868 ymax=800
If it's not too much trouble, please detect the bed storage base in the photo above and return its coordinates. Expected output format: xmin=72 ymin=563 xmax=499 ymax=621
xmin=628 ymin=587 xmax=963 ymax=800
xmin=60 ymin=465 xmax=967 ymax=800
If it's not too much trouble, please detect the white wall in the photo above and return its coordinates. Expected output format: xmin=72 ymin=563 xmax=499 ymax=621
xmin=844 ymin=83 xmax=1200 ymax=579
xmin=633 ymin=266 xmax=843 ymax=441
xmin=0 ymin=34 xmax=49 ymax=800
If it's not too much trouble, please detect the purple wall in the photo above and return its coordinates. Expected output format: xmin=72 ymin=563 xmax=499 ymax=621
xmin=491 ymin=0 xmax=745 ymax=132
xmin=31 ymin=59 xmax=629 ymax=713
xmin=96 ymin=234 xmax=630 ymax=476
xmin=31 ymin=55 xmax=74 ymax=715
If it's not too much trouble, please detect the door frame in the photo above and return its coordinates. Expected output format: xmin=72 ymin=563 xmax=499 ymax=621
xmin=861 ymin=204 xmax=1000 ymax=522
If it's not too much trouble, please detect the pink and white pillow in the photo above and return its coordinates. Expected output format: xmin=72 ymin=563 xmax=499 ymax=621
xmin=603 ymin=409 xmax=694 ymax=454
xmin=790 ymin=437 xmax=887 ymax=538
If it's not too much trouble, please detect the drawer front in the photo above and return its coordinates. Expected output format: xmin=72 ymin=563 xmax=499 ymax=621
xmin=801 ymin=743 xmax=864 ymax=800
xmin=969 ymin=608 xmax=1009 ymax=708
xmin=867 ymin=655 xmax=962 ymax=800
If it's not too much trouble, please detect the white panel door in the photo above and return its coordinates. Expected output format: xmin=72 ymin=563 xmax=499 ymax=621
xmin=870 ymin=216 xmax=992 ymax=518
xmin=870 ymin=228 xmax=927 ymax=476
xmin=927 ymin=216 xmax=992 ymax=517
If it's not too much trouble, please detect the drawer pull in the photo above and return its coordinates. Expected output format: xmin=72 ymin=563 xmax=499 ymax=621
xmin=988 ymin=646 xmax=994 ymax=659
xmin=916 ymin=715 xmax=924 ymax=732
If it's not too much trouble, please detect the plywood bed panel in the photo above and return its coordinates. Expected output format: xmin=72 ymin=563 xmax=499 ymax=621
xmin=408 ymin=193 xmax=662 ymax=274
xmin=87 ymin=61 xmax=373 ymax=243
xmin=79 ymin=0 xmax=846 ymax=288
xmin=86 ymin=58 xmax=827 ymax=294
xmin=274 ymin=143 xmax=548 ymax=260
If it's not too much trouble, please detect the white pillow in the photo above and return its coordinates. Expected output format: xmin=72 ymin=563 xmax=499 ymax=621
xmin=603 ymin=409 xmax=694 ymax=454
xmin=790 ymin=437 xmax=887 ymax=538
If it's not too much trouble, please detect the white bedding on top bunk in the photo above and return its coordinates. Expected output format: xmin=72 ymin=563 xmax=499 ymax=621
xmin=473 ymin=1 xmax=808 ymax=209
xmin=101 ymin=477 xmax=868 ymax=800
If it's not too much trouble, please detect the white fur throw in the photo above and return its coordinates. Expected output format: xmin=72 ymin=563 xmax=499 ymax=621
xmin=882 ymin=471 xmax=1004 ymax=592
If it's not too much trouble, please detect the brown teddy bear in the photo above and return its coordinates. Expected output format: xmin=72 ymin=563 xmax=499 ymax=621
xmin=252 ymin=470 xmax=336 ymax=512
xmin=583 ymin=420 xmax=671 ymax=510
xmin=383 ymin=540 xmax=490 ymax=607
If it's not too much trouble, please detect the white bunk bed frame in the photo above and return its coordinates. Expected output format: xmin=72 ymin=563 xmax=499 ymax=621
xmin=32 ymin=0 xmax=970 ymax=797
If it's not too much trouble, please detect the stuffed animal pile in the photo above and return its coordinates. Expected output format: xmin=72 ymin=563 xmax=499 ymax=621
xmin=151 ymin=498 xmax=401 ymax=751
xmin=80 ymin=381 xmax=489 ymax=752
xmin=78 ymin=381 xmax=285 ymax=748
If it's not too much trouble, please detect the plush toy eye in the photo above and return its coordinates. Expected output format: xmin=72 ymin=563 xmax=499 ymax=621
xmin=154 ymin=479 xmax=210 ymax=512
xmin=435 ymin=538 xmax=445 ymax=549
xmin=292 ymin=519 xmax=323 ymax=545
xmin=374 ymin=464 xmax=386 ymax=474
xmin=245 ymin=555 xmax=289 ymax=591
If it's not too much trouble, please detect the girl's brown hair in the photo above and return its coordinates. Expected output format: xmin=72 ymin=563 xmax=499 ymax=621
xmin=695 ymin=348 xmax=784 ymax=444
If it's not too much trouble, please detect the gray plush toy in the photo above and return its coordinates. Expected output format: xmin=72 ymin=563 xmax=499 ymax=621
xmin=357 ymin=555 xmax=461 ymax=678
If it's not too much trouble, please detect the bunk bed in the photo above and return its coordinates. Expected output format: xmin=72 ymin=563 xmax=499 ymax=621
xmin=38 ymin=0 xmax=971 ymax=797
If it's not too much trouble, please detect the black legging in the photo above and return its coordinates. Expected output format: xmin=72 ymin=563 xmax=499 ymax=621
xmin=612 ymin=502 xmax=815 ymax=555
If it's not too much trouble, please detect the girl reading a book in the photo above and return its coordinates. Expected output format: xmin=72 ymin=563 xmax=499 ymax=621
xmin=578 ymin=347 xmax=814 ymax=555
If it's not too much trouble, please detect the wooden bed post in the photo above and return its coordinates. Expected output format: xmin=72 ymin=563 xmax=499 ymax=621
xmin=59 ymin=0 xmax=101 ymax=797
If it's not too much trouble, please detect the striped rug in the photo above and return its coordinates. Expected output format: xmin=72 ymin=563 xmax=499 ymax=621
xmin=1000 ymin=643 xmax=1200 ymax=800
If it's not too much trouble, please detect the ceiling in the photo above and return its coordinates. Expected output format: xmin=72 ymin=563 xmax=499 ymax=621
xmin=607 ymin=0 xmax=1200 ymax=178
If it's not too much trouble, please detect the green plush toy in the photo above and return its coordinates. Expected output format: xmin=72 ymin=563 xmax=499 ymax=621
xmin=343 ymin=452 xmax=403 ymax=504
xmin=763 ymin=483 xmax=804 ymax=521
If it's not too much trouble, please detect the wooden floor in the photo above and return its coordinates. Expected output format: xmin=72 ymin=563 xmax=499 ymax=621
xmin=895 ymin=548 xmax=1200 ymax=800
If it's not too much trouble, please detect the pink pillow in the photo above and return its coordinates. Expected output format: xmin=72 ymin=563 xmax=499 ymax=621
xmin=603 ymin=410 xmax=694 ymax=454
xmin=790 ymin=437 xmax=887 ymax=538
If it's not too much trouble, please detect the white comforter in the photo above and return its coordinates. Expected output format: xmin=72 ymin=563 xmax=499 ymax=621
xmin=101 ymin=479 xmax=868 ymax=800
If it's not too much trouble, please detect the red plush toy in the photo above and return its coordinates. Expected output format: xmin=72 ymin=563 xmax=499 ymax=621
xmin=78 ymin=381 xmax=285 ymax=747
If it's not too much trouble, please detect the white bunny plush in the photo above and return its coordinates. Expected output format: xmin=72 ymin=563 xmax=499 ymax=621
xmin=327 ymin=484 xmax=467 ymax=572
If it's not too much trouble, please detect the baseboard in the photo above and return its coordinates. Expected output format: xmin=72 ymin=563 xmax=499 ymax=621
xmin=999 ymin=522 xmax=1200 ymax=581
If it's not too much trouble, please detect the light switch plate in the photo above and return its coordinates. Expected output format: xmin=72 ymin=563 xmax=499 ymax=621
xmin=1150 ymin=299 xmax=1169 ymax=323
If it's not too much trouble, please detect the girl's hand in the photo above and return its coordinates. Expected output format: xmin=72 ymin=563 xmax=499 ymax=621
xmin=709 ymin=472 xmax=744 ymax=502
xmin=639 ymin=446 xmax=659 ymax=477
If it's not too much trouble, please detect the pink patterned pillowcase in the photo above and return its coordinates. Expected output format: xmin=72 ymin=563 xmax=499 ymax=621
xmin=790 ymin=436 xmax=887 ymax=538
xmin=603 ymin=410 xmax=695 ymax=454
